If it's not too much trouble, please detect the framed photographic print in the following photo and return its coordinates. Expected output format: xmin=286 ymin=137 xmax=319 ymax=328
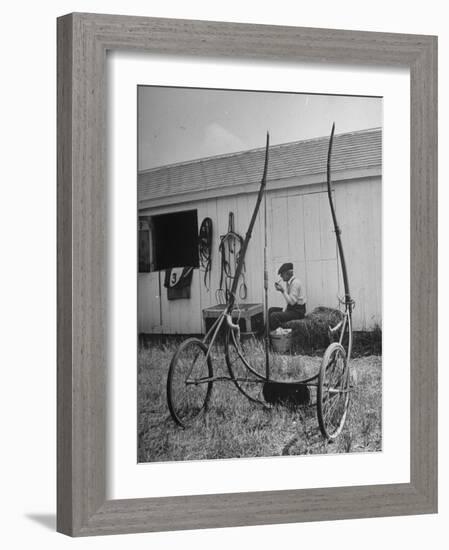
xmin=57 ymin=13 xmax=437 ymax=536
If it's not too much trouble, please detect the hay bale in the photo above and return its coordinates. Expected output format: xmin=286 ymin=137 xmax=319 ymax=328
xmin=284 ymin=306 xmax=344 ymax=353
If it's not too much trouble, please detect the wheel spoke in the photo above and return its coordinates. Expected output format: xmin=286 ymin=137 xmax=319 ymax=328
xmin=317 ymin=343 xmax=350 ymax=439
xmin=167 ymin=338 xmax=213 ymax=427
xmin=324 ymin=393 xmax=343 ymax=422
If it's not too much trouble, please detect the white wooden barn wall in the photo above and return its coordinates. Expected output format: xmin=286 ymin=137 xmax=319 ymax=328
xmin=138 ymin=176 xmax=381 ymax=334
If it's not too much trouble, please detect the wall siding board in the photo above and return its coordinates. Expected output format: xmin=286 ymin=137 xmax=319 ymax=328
xmin=268 ymin=194 xmax=286 ymax=310
xmin=286 ymin=193 xmax=306 ymax=263
xmin=319 ymin=191 xmax=337 ymax=261
xmin=303 ymin=194 xmax=322 ymax=262
xmin=161 ymin=272 xmax=174 ymax=334
xmin=159 ymin=280 xmax=170 ymax=334
xmin=270 ymin=196 xmax=290 ymax=261
xmin=334 ymin=183 xmax=347 ymax=310
xmin=198 ymin=198 xmax=219 ymax=330
xmin=338 ymin=181 xmax=358 ymax=325
xmin=320 ymin=259 xmax=340 ymax=311
xmin=258 ymin=206 xmax=267 ymax=304
xmin=190 ymin=270 xmax=202 ymax=333
xmin=304 ymin=260 xmax=323 ymax=310
xmin=158 ymin=269 xmax=202 ymax=334
xmin=363 ymin=178 xmax=375 ymax=328
xmin=371 ymin=178 xmax=382 ymax=328
xmin=137 ymin=273 xmax=161 ymax=333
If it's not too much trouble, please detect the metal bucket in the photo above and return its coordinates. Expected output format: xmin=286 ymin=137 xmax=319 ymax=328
xmin=270 ymin=331 xmax=292 ymax=353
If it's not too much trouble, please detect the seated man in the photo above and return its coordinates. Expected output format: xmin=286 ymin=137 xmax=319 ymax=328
xmin=269 ymin=262 xmax=307 ymax=330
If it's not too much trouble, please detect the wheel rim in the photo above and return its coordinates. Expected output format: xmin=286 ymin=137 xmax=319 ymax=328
xmin=318 ymin=343 xmax=350 ymax=439
xmin=167 ymin=339 xmax=213 ymax=427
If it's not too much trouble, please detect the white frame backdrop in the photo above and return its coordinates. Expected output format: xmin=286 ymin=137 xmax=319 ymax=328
xmin=108 ymin=53 xmax=410 ymax=499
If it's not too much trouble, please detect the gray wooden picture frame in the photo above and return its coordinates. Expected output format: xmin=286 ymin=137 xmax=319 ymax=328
xmin=57 ymin=12 xmax=437 ymax=537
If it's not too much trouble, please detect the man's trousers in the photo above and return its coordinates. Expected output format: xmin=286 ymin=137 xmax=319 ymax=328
xmin=268 ymin=304 xmax=306 ymax=330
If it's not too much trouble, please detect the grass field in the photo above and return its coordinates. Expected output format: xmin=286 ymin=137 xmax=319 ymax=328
xmin=138 ymin=337 xmax=382 ymax=462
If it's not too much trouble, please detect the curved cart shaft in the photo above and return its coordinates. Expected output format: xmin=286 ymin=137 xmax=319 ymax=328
xmin=167 ymin=125 xmax=354 ymax=441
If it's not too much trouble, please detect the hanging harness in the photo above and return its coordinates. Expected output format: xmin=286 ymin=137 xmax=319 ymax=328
xmin=198 ymin=217 xmax=213 ymax=291
xmin=217 ymin=212 xmax=248 ymax=304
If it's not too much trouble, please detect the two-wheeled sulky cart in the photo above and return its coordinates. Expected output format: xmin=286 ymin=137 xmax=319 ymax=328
xmin=167 ymin=125 xmax=354 ymax=440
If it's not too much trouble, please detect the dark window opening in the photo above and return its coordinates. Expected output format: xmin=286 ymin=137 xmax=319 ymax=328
xmin=139 ymin=210 xmax=199 ymax=272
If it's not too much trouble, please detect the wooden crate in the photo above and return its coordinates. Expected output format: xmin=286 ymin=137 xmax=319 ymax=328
xmin=202 ymin=303 xmax=264 ymax=336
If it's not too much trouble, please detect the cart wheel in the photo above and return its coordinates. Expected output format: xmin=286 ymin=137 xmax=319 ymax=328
xmin=225 ymin=328 xmax=266 ymax=405
xmin=167 ymin=338 xmax=213 ymax=428
xmin=317 ymin=342 xmax=350 ymax=440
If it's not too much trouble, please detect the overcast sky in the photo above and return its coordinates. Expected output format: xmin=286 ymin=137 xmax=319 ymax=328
xmin=138 ymin=86 xmax=382 ymax=171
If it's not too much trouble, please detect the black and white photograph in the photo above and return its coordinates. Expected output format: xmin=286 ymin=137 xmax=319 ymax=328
xmin=137 ymin=86 xmax=382 ymax=462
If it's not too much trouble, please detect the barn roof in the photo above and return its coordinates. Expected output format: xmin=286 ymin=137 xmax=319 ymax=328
xmin=138 ymin=127 xmax=381 ymax=203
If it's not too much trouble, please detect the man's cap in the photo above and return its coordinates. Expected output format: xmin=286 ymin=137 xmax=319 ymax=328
xmin=278 ymin=262 xmax=293 ymax=275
